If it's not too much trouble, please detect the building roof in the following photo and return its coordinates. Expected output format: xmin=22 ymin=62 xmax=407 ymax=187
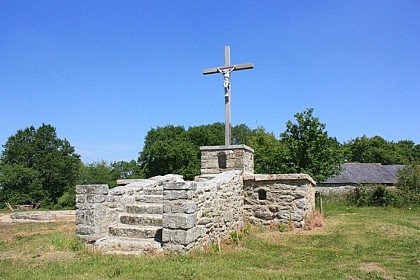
xmin=322 ymin=163 xmax=405 ymax=185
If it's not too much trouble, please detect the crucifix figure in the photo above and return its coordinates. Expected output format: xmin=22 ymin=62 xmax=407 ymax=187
xmin=203 ymin=46 xmax=253 ymax=146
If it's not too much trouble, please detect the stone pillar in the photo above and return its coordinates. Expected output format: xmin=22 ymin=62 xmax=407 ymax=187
xmin=162 ymin=182 xmax=199 ymax=253
xmin=75 ymin=184 xmax=109 ymax=243
xmin=200 ymin=145 xmax=254 ymax=175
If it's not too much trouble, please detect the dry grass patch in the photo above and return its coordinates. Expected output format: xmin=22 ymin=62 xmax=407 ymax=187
xmin=359 ymin=262 xmax=393 ymax=280
xmin=304 ymin=212 xmax=325 ymax=230
xmin=360 ymin=262 xmax=388 ymax=273
xmin=0 ymin=221 xmax=79 ymax=263
xmin=0 ymin=221 xmax=74 ymax=241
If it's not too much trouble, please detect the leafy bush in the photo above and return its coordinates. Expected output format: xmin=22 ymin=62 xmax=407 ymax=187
xmin=347 ymin=186 xmax=371 ymax=206
xmin=396 ymin=165 xmax=420 ymax=206
xmin=0 ymin=191 xmax=32 ymax=206
xmin=347 ymin=184 xmax=414 ymax=208
xmin=55 ymin=188 xmax=76 ymax=209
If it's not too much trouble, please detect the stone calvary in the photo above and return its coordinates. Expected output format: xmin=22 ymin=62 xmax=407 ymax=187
xmin=76 ymin=146 xmax=316 ymax=255
xmin=75 ymin=47 xmax=316 ymax=255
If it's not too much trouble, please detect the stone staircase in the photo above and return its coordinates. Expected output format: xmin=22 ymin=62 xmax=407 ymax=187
xmin=95 ymin=187 xmax=164 ymax=255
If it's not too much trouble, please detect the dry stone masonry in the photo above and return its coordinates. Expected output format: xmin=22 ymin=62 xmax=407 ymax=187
xmin=200 ymin=145 xmax=254 ymax=175
xmin=76 ymin=145 xmax=316 ymax=255
xmin=243 ymin=174 xmax=316 ymax=228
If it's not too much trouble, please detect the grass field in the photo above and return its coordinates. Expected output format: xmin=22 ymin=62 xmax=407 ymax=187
xmin=0 ymin=204 xmax=419 ymax=279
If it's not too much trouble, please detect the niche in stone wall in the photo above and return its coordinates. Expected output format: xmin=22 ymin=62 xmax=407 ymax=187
xmin=218 ymin=152 xmax=227 ymax=169
xmin=258 ymin=189 xmax=267 ymax=200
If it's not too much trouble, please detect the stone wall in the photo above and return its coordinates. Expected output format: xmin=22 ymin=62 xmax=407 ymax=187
xmin=162 ymin=171 xmax=244 ymax=253
xmin=316 ymin=185 xmax=357 ymax=197
xmin=243 ymin=174 xmax=316 ymax=228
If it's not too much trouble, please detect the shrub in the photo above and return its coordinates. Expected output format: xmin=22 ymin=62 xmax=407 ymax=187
xmin=347 ymin=186 xmax=372 ymax=206
xmin=55 ymin=188 xmax=76 ymax=210
xmin=370 ymin=185 xmax=401 ymax=206
xmin=397 ymin=165 xmax=420 ymax=193
xmin=347 ymin=184 xmax=411 ymax=208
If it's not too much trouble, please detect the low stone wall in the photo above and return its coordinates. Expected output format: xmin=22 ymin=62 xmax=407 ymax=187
xmin=243 ymin=174 xmax=316 ymax=228
xmin=316 ymin=185 xmax=357 ymax=198
xmin=162 ymin=171 xmax=243 ymax=253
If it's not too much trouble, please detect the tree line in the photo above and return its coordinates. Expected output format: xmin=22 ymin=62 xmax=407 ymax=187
xmin=1 ymin=108 xmax=419 ymax=209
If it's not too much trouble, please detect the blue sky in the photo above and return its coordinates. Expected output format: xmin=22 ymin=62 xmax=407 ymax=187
xmin=1 ymin=1 xmax=419 ymax=163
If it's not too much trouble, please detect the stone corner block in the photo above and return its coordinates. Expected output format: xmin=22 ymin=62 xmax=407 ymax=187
xmin=162 ymin=228 xmax=199 ymax=245
xmin=163 ymin=201 xmax=197 ymax=214
xmin=163 ymin=213 xmax=197 ymax=229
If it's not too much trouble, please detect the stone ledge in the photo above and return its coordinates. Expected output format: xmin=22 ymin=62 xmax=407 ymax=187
xmin=199 ymin=144 xmax=254 ymax=153
xmin=243 ymin=174 xmax=316 ymax=185
xmin=116 ymin=179 xmax=156 ymax=186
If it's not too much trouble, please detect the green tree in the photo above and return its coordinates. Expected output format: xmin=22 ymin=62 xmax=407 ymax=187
xmin=187 ymin=123 xmax=224 ymax=147
xmin=110 ymin=160 xmax=143 ymax=181
xmin=395 ymin=140 xmax=420 ymax=164
xmin=232 ymin=124 xmax=256 ymax=145
xmin=0 ymin=124 xmax=81 ymax=207
xmin=343 ymin=136 xmax=419 ymax=164
xmin=79 ymin=161 xmax=115 ymax=187
xmin=79 ymin=160 xmax=143 ymax=188
xmin=343 ymin=136 xmax=394 ymax=164
xmin=138 ymin=125 xmax=199 ymax=180
xmin=248 ymin=128 xmax=288 ymax=174
xmin=280 ymin=108 xmax=342 ymax=181
xmin=138 ymin=123 xmax=258 ymax=180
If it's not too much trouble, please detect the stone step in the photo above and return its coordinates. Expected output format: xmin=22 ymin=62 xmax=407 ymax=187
xmin=126 ymin=204 xmax=163 ymax=215
xmin=141 ymin=188 xmax=163 ymax=196
xmin=134 ymin=195 xmax=163 ymax=204
xmin=108 ymin=225 xmax=162 ymax=240
xmin=95 ymin=237 xmax=162 ymax=255
xmin=120 ymin=214 xmax=162 ymax=227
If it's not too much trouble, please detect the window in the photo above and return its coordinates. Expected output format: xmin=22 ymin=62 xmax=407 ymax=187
xmin=258 ymin=189 xmax=267 ymax=200
xmin=218 ymin=152 xmax=227 ymax=169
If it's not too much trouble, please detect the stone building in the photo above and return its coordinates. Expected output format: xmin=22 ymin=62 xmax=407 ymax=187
xmin=76 ymin=145 xmax=316 ymax=255
xmin=317 ymin=163 xmax=405 ymax=195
